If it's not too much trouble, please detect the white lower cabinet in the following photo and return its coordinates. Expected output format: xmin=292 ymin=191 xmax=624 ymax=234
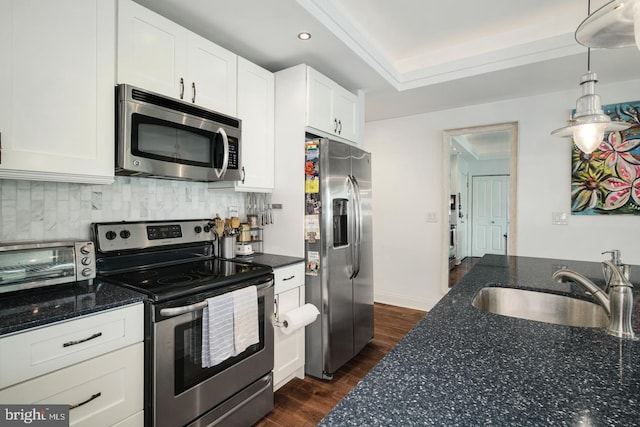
xmin=0 ymin=303 xmax=144 ymax=388
xmin=273 ymin=262 xmax=305 ymax=390
xmin=0 ymin=303 xmax=144 ymax=427
xmin=0 ymin=343 xmax=144 ymax=427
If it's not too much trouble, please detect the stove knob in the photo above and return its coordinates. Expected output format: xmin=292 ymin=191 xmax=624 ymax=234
xmin=105 ymin=231 xmax=117 ymax=240
xmin=120 ymin=230 xmax=131 ymax=239
xmin=194 ymin=226 xmax=202 ymax=233
xmin=203 ymin=225 xmax=211 ymax=233
xmin=81 ymin=268 xmax=93 ymax=277
xmin=81 ymin=257 xmax=92 ymax=266
xmin=80 ymin=245 xmax=92 ymax=255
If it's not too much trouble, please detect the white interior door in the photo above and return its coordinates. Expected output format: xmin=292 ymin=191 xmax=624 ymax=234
xmin=471 ymin=175 xmax=509 ymax=256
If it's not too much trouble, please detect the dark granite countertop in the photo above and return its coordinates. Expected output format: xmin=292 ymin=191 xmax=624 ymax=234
xmin=233 ymin=253 xmax=304 ymax=269
xmin=320 ymin=255 xmax=640 ymax=426
xmin=0 ymin=280 xmax=146 ymax=336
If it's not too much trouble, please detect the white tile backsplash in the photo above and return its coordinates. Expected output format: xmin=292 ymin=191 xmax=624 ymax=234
xmin=0 ymin=177 xmax=245 ymax=241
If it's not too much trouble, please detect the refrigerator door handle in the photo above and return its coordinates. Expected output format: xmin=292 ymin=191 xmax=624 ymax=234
xmin=348 ymin=175 xmax=362 ymax=279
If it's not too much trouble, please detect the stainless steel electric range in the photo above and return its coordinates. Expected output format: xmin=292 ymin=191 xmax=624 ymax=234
xmin=91 ymin=219 xmax=274 ymax=427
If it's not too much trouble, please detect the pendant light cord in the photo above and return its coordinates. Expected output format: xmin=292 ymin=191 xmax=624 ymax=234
xmin=587 ymin=0 xmax=591 ymax=72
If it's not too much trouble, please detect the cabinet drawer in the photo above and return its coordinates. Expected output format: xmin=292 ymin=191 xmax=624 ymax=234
xmin=112 ymin=410 xmax=144 ymax=427
xmin=274 ymin=263 xmax=304 ymax=294
xmin=0 ymin=343 xmax=143 ymax=427
xmin=0 ymin=303 xmax=144 ymax=388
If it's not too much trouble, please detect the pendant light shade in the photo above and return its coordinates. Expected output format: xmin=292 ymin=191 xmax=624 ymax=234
xmin=575 ymin=0 xmax=640 ymax=51
xmin=551 ymin=71 xmax=631 ymax=154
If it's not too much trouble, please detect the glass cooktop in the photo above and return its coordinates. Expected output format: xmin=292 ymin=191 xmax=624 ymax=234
xmin=100 ymin=257 xmax=271 ymax=302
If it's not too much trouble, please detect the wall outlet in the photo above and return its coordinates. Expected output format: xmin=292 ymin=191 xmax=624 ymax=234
xmin=552 ymin=212 xmax=568 ymax=225
xmin=426 ymin=212 xmax=438 ymax=223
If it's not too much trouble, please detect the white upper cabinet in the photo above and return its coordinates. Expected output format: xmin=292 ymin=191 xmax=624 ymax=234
xmin=186 ymin=32 xmax=237 ymax=115
xmin=0 ymin=0 xmax=116 ymax=184
xmin=116 ymin=0 xmax=186 ymax=99
xmin=209 ymin=57 xmax=275 ymax=192
xmin=236 ymin=57 xmax=275 ymax=191
xmin=117 ymin=0 xmax=237 ymax=116
xmin=306 ymin=67 xmax=359 ymax=143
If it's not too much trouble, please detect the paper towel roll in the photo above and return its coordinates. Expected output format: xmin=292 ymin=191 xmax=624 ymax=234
xmin=278 ymin=303 xmax=320 ymax=335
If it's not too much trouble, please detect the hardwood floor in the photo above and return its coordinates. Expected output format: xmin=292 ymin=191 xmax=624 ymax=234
xmin=255 ymin=303 xmax=426 ymax=427
xmin=449 ymin=257 xmax=480 ymax=287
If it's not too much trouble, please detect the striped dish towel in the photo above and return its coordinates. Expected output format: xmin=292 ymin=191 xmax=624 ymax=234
xmin=232 ymin=286 xmax=259 ymax=355
xmin=201 ymin=293 xmax=234 ymax=368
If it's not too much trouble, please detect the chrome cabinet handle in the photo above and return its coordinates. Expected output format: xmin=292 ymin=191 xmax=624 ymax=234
xmin=334 ymin=118 xmax=338 ymax=133
xmin=179 ymin=78 xmax=184 ymax=100
xmin=70 ymin=392 xmax=101 ymax=410
xmin=338 ymin=120 xmax=342 ymax=134
xmin=192 ymin=82 xmax=196 ymax=103
xmin=63 ymin=332 xmax=102 ymax=348
xmin=283 ymin=275 xmax=295 ymax=281
xmin=241 ymin=166 xmax=246 ymax=184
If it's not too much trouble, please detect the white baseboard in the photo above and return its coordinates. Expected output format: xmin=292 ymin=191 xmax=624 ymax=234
xmin=374 ymin=291 xmax=441 ymax=312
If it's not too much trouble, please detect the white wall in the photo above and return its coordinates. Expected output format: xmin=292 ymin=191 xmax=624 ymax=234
xmin=367 ymin=78 xmax=640 ymax=311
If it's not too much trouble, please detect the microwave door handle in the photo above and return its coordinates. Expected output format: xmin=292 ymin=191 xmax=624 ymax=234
xmin=214 ymin=127 xmax=229 ymax=179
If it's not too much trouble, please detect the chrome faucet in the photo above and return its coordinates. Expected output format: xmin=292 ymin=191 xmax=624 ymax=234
xmin=552 ymin=252 xmax=635 ymax=340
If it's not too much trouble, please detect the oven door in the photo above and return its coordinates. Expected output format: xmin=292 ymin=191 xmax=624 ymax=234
xmin=151 ymin=277 xmax=274 ymax=427
xmin=116 ymin=84 xmax=241 ymax=182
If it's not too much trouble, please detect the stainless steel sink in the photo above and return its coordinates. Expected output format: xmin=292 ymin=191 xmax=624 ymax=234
xmin=471 ymin=286 xmax=608 ymax=328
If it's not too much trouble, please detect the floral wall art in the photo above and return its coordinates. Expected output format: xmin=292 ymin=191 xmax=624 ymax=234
xmin=572 ymin=100 xmax=640 ymax=215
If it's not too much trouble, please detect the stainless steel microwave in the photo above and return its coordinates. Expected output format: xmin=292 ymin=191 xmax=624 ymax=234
xmin=116 ymin=84 xmax=242 ymax=182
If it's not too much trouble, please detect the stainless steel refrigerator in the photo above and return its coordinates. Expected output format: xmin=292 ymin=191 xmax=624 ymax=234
xmin=304 ymin=137 xmax=374 ymax=380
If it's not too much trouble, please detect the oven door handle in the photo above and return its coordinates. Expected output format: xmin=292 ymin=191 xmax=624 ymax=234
xmin=159 ymin=278 xmax=274 ymax=317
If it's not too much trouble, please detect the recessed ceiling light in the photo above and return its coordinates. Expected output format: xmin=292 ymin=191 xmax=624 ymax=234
xmin=298 ymin=32 xmax=311 ymax=40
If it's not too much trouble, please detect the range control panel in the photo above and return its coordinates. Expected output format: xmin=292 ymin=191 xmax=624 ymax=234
xmin=92 ymin=219 xmax=216 ymax=253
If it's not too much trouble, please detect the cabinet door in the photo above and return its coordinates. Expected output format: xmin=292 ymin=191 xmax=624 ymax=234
xmin=186 ymin=32 xmax=237 ymax=115
xmin=236 ymin=57 xmax=274 ymax=191
xmin=117 ymin=0 xmax=187 ymax=100
xmin=306 ymin=68 xmax=335 ymax=135
xmin=0 ymin=343 xmax=144 ymax=427
xmin=333 ymin=87 xmax=358 ymax=142
xmin=0 ymin=0 xmax=115 ymax=184
xmin=273 ymin=286 xmax=305 ymax=390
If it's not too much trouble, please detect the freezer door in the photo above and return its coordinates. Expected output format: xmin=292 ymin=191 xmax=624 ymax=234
xmin=350 ymin=147 xmax=374 ymax=353
xmin=323 ymin=140 xmax=355 ymax=373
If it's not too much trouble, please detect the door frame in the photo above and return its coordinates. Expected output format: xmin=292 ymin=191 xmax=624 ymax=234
xmin=441 ymin=122 xmax=518 ymax=295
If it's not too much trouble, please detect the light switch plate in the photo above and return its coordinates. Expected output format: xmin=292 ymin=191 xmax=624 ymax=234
xmin=552 ymin=212 xmax=568 ymax=225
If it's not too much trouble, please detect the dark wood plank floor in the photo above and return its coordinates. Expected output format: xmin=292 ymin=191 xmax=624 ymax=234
xmin=255 ymin=303 xmax=426 ymax=427
xmin=449 ymin=257 xmax=480 ymax=287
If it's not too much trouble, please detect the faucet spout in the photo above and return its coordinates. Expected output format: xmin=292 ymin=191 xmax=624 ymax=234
xmin=551 ymin=269 xmax=610 ymax=316
xmin=552 ymin=261 xmax=635 ymax=340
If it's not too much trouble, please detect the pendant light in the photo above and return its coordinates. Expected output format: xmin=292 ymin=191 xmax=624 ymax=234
xmin=551 ymin=1 xmax=632 ymax=154
xmin=575 ymin=0 xmax=640 ymax=51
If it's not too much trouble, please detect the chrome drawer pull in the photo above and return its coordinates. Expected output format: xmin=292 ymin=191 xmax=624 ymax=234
xmin=283 ymin=275 xmax=295 ymax=281
xmin=62 ymin=332 xmax=102 ymax=348
xmin=69 ymin=392 xmax=101 ymax=410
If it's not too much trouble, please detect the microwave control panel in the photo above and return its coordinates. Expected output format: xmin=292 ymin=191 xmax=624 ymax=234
xmin=227 ymin=138 xmax=239 ymax=170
